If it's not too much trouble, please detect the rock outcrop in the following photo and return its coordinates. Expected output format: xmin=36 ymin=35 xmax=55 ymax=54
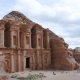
xmin=49 ymin=30 xmax=79 ymax=70
xmin=73 ymin=47 xmax=80 ymax=63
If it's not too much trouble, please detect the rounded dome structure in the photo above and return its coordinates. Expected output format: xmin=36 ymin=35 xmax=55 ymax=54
xmin=3 ymin=11 xmax=34 ymax=25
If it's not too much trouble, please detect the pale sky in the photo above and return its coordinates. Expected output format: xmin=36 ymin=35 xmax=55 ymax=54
xmin=0 ymin=0 xmax=80 ymax=49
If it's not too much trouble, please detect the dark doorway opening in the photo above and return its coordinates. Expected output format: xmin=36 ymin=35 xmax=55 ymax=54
xmin=26 ymin=57 xmax=30 ymax=68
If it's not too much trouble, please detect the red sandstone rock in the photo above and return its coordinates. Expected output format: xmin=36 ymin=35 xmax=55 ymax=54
xmin=50 ymin=36 xmax=78 ymax=70
xmin=73 ymin=47 xmax=80 ymax=63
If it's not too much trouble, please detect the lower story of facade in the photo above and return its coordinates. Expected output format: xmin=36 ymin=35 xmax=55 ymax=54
xmin=0 ymin=48 xmax=51 ymax=73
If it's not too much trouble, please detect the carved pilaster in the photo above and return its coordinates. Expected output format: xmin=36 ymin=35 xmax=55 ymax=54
xmin=17 ymin=50 xmax=23 ymax=72
xmin=17 ymin=51 xmax=21 ymax=71
xmin=0 ymin=25 xmax=4 ymax=48
xmin=10 ymin=53 xmax=15 ymax=72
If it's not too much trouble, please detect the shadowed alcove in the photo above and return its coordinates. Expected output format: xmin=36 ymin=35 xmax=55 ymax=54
xmin=4 ymin=22 xmax=11 ymax=47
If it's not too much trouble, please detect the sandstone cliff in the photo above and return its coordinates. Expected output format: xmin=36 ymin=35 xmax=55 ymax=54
xmin=48 ymin=29 xmax=79 ymax=70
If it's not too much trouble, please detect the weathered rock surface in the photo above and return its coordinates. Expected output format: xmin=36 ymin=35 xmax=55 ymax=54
xmin=73 ymin=47 xmax=80 ymax=63
xmin=49 ymin=32 xmax=79 ymax=70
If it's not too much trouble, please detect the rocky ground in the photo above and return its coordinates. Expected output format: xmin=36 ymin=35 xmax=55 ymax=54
xmin=4 ymin=70 xmax=80 ymax=80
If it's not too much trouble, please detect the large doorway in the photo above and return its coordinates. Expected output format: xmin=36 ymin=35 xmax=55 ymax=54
xmin=26 ymin=57 xmax=30 ymax=68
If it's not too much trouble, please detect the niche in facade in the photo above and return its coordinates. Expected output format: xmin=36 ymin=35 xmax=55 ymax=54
xmin=13 ymin=36 xmax=17 ymax=47
xmin=4 ymin=22 xmax=10 ymax=47
xmin=31 ymin=27 xmax=36 ymax=48
xmin=20 ymin=31 xmax=24 ymax=48
xmin=26 ymin=36 xmax=30 ymax=45
xmin=38 ymin=38 xmax=41 ymax=47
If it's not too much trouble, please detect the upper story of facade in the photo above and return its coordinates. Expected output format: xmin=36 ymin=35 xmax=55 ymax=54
xmin=0 ymin=11 xmax=50 ymax=49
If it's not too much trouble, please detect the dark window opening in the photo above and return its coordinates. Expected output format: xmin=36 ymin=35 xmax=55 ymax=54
xmin=26 ymin=57 xmax=30 ymax=68
xmin=4 ymin=22 xmax=10 ymax=47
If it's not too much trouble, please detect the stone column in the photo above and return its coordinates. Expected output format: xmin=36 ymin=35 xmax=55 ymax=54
xmin=24 ymin=34 xmax=26 ymax=49
xmin=11 ymin=53 xmax=14 ymax=72
xmin=41 ymin=32 xmax=43 ymax=48
xmin=46 ymin=29 xmax=50 ymax=48
xmin=30 ymin=56 xmax=33 ymax=69
xmin=18 ymin=30 xmax=20 ymax=48
xmin=0 ymin=26 xmax=4 ymax=48
xmin=47 ymin=35 xmax=50 ymax=48
xmin=24 ymin=56 xmax=26 ymax=70
xmin=36 ymin=31 xmax=38 ymax=48
xmin=32 ymin=54 xmax=36 ymax=70
xmin=18 ymin=51 xmax=21 ymax=72
xmin=27 ymin=27 xmax=31 ymax=49
xmin=30 ymin=32 xmax=31 ymax=48
xmin=0 ymin=52 xmax=5 ymax=72
xmin=10 ymin=29 xmax=13 ymax=48
xmin=18 ymin=50 xmax=23 ymax=72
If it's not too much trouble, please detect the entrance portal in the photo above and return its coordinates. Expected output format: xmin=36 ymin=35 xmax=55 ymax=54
xmin=26 ymin=57 xmax=30 ymax=68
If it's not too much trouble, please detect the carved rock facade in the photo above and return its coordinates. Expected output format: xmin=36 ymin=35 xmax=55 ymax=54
xmin=0 ymin=11 xmax=79 ymax=72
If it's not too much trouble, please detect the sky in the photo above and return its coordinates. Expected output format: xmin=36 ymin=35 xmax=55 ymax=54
xmin=0 ymin=0 xmax=80 ymax=49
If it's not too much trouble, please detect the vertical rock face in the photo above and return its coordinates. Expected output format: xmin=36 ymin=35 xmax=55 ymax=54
xmin=73 ymin=47 xmax=80 ymax=63
xmin=49 ymin=32 xmax=78 ymax=70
